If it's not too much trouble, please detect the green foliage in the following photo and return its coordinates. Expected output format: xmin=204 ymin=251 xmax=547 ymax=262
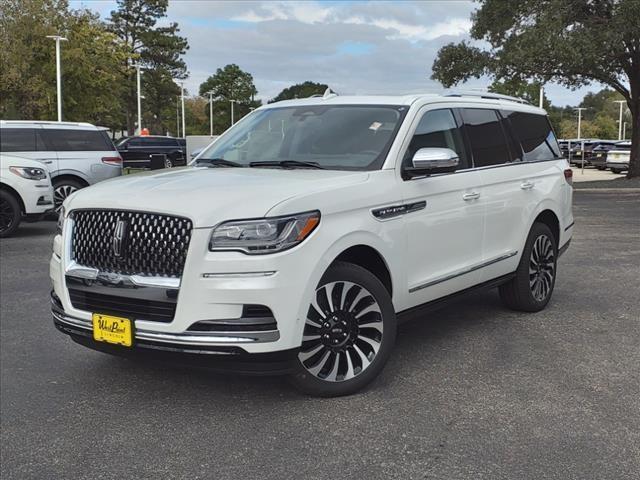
xmin=269 ymin=81 xmax=329 ymax=103
xmin=198 ymin=64 xmax=258 ymax=102
xmin=109 ymin=0 xmax=188 ymax=134
xmin=431 ymin=0 xmax=640 ymax=177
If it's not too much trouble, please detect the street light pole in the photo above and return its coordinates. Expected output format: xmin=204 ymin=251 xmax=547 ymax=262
xmin=46 ymin=35 xmax=68 ymax=122
xmin=176 ymin=96 xmax=180 ymax=137
xmin=574 ymin=107 xmax=586 ymax=140
xmin=230 ymin=99 xmax=236 ymax=126
xmin=132 ymin=63 xmax=144 ymax=135
xmin=180 ymin=82 xmax=186 ymax=138
xmin=623 ymin=122 xmax=627 ymax=140
xmin=207 ymin=91 xmax=214 ymax=136
xmin=539 ymin=85 xmax=544 ymax=109
xmin=613 ymin=100 xmax=626 ymax=141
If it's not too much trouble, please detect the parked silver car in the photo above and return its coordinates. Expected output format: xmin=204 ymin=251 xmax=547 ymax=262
xmin=0 ymin=120 xmax=122 ymax=212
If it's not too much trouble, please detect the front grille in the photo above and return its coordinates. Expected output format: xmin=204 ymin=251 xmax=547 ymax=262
xmin=71 ymin=209 xmax=192 ymax=278
xmin=68 ymin=288 xmax=176 ymax=323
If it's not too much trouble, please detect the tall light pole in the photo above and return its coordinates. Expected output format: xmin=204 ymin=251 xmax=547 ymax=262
xmin=613 ymin=100 xmax=626 ymax=140
xmin=623 ymin=122 xmax=627 ymax=140
xmin=176 ymin=96 xmax=180 ymax=137
xmin=539 ymin=85 xmax=544 ymax=109
xmin=46 ymin=35 xmax=68 ymax=122
xmin=132 ymin=63 xmax=145 ymax=135
xmin=206 ymin=91 xmax=215 ymax=136
xmin=230 ymin=99 xmax=236 ymax=126
xmin=574 ymin=107 xmax=586 ymax=139
xmin=180 ymin=82 xmax=186 ymax=138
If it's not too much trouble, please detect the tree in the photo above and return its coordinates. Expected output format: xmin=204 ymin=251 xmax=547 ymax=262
xmin=0 ymin=0 xmax=129 ymax=127
xmin=431 ymin=0 xmax=640 ymax=178
xmin=109 ymin=0 xmax=188 ymax=135
xmin=198 ymin=64 xmax=260 ymax=133
xmin=269 ymin=81 xmax=329 ymax=103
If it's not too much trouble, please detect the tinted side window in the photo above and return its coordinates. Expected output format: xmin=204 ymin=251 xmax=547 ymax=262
xmin=505 ymin=111 xmax=561 ymax=161
xmin=0 ymin=128 xmax=37 ymax=152
xmin=404 ymin=109 xmax=469 ymax=169
xmin=43 ymin=129 xmax=112 ymax=151
xmin=461 ymin=109 xmax=511 ymax=167
xmin=146 ymin=138 xmax=177 ymax=147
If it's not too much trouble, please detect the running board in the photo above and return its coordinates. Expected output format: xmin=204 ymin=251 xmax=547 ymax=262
xmin=398 ymin=272 xmax=516 ymax=324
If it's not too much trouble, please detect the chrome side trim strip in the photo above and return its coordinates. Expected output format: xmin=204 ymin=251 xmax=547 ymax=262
xmin=409 ymin=250 xmax=518 ymax=293
xmin=202 ymin=271 xmax=277 ymax=278
xmin=52 ymin=310 xmax=279 ymax=344
xmin=65 ymin=262 xmax=181 ymax=288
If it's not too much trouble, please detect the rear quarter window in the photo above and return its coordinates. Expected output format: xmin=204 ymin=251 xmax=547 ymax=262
xmin=43 ymin=129 xmax=113 ymax=152
xmin=503 ymin=111 xmax=561 ymax=161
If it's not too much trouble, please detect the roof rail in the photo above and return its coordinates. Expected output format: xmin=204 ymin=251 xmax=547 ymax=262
xmin=444 ymin=90 xmax=532 ymax=105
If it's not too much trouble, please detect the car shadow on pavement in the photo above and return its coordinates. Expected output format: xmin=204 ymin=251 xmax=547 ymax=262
xmin=78 ymin=288 xmax=508 ymax=401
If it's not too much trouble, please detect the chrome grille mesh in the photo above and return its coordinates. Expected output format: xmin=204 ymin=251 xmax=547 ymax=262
xmin=71 ymin=210 xmax=192 ymax=277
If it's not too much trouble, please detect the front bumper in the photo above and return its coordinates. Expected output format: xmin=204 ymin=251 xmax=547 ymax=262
xmin=52 ymin=299 xmax=297 ymax=375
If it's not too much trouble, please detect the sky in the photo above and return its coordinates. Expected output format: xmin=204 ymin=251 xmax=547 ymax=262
xmin=70 ymin=0 xmax=603 ymax=105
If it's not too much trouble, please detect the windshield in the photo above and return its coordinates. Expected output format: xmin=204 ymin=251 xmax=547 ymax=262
xmin=196 ymin=104 xmax=407 ymax=170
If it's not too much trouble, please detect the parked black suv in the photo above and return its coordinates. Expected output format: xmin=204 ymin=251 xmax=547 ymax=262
xmin=116 ymin=136 xmax=186 ymax=169
xmin=589 ymin=141 xmax=618 ymax=170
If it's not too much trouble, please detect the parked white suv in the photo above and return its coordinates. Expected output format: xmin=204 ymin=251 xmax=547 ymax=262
xmin=1 ymin=154 xmax=54 ymax=237
xmin=50 ymin=92 xmax=574 ymax=396
xmin=0 ymin=120 xmax=122 ymax=212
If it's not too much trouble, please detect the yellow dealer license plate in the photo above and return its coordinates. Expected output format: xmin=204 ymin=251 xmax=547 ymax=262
xmin=92 ymin=313 xmax=133 ymax=347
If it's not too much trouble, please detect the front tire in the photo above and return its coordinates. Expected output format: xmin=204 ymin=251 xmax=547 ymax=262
xmin=289 ymin=262 xmax=397 ymax=397
xmin=0 ymin=190 xmax=21 ymax=238
xmin=499 ymin=222 xmax=557 ymax=312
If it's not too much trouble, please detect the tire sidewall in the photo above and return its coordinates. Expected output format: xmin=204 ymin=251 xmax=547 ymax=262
xmin=0 ymin=190 xmax=21 ymax=238
xmin=521 ymin=223 xmax=558 ymax=309
xmin=289 ymin=262 xmax=397 ymax=397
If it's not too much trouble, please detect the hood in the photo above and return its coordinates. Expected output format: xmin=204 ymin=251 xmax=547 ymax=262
xmin=65 ymin=166 xmax=369 ymax=227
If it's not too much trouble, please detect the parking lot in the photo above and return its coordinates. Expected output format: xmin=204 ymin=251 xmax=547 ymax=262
xmin=1 ymin=190 xmax=638 ymax=480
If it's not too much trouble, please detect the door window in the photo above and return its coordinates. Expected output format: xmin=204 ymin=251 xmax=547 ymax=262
xmin=404 ymin=109 xmax=469 ymax=169
xmin=0 ymin=128 xmax=38 ymax=152
xmin=43 ymin=129 xmax=112 ymax=151
xmin=503 ymin=111 xmax=561 ymax=161
xmin=461 ymin=109 xmax=512 ymax=167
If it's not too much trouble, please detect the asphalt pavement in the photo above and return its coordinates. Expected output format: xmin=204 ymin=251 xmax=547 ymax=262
xmin=1 ymin=191 xmax=639 ymax=480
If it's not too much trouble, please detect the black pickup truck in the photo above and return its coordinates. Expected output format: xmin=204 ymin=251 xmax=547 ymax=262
xmin=116 ymin=136 xmax=187 ymax=169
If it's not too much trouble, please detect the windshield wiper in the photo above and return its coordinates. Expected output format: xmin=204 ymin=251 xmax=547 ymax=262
xmin=195 ymin=158 xmax=244 ymax=168
xmin=249 ymin=160 xmax=325 ymax=169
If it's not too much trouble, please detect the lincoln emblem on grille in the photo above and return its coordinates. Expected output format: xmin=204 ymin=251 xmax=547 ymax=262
xmin=112 ymin=220 xmax=129 ymax=258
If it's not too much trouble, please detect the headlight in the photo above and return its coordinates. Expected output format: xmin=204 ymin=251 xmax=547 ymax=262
xmin=9 ymin=166 xmax=47 ymax=180
xmin=209 ymin=211 xmax=320 ymax=254
xmin=56 ymin=206 xmax=65 ymax=235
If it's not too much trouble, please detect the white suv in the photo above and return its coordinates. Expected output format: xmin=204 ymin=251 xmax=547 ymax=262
xmin=50 ymin=92 xmax=574 ymax=396
xmin=1 ymin=154 xmax=54 ymax=237
xmin=0 ymin=120 xmax=122 ymax=212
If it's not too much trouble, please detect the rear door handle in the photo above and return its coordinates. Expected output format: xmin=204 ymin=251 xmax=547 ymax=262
xmin=463 ymin=192 xmax=480 ymax=201
xmin=521 ymin=181 xmax=535 ymax=190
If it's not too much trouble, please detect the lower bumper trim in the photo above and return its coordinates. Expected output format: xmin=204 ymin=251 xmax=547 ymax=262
xmin=53 ymin=315 xmax=297 ymax=375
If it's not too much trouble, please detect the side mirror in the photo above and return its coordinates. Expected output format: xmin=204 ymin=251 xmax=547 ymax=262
xmin=405 ymin=147 xmax=459 ymax=178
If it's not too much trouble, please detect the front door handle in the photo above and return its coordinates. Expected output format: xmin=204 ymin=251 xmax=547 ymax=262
xmin=463 ymin=192 xmax=480 ymax=201
xmin=521 ymin=181 xmax=535 ymax=190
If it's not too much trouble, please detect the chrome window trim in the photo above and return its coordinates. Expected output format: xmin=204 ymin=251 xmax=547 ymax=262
xmin=409 ymin=250 xmax=518 ymax=293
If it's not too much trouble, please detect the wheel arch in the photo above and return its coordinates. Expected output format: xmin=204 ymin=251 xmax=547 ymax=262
xmin=0 ymin=183 xmax=25 ymax=213
xmin=51 ymin=173 xmax=90 ymax=188
xmin=331 ymin=244 xmax=393 ymax=297
xmin=533 ymin=209 xmax=560 ymax=247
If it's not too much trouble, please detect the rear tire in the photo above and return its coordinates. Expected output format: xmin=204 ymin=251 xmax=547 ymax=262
xmin=53 ymin=178 xmax=84 ymax=213
xmin=0 ymin=190 xmax=21 ymax=238
xmin=289 ymin=261 xmax=397 ymax=397
xmin=611 ymin=168 xmax=622 ymax=174
xmin=499 ymin=222 xmax=557 ymax=312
